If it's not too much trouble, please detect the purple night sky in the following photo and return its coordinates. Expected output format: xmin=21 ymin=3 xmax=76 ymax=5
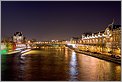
xmin=1 ymin=1 xmax=121 ymax=41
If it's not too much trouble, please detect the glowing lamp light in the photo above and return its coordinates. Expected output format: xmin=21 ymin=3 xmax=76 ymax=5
xmin=67 ymin=43 xmax=76 ymax=48
xmin=98 ymin=34 xmax=100 ymax=37
xmin=0 ymin=49 xmax=7 ymax=54
xmin=72 ymin=44 xmax=76 ymax=48
xmin=72 ymin=51 xmax=76 ymax=55
xmin=109 ymin=34 xmax=112 ymax=36
xmin=95 ymin=35 xmax=98 ymax=38
xmin=28 ymin=41 xmax=31 ymax=43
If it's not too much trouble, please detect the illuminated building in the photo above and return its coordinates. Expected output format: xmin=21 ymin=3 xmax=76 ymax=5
xmin=39 ymin=40 xmax=67 ymax=45
xmin=13 ymin=32 xmax=24 ymax=43
xmin=13 ymin=32 xmax=26 ymax=49
xmin=70 ymin=20 xmax=121 ymax=56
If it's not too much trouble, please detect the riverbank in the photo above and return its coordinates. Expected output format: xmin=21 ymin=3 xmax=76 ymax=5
xmin=66 ymin=46 xmax=121 ymax=64
xmin=1 ymin=48 xmax=31 ymax=55
xmin=1 ymin=50 xmax=20 ymax=55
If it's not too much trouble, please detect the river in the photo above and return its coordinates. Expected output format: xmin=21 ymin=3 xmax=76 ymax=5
xmin=1 ymin=46 xmax=121 ymax=81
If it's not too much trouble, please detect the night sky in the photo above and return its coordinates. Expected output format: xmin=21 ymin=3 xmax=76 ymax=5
xmin=1 ymin=1 xmax=121 ymax=41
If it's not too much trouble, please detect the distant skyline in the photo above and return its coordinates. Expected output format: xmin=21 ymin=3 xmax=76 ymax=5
xmin=1 ymin=1 xmax=121 ymax=41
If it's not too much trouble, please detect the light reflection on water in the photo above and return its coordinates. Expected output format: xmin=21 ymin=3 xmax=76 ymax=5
xmin=77 ymin=53 xmax=121 ymax=81
xmin=69 ymin=51 xmax=78 ymax=81
xmin=1 ymin=47 xmax=121 ymax=81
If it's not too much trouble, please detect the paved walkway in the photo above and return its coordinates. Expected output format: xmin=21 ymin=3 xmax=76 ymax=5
xmin=67 ymin=46 xmax=121 ymax=64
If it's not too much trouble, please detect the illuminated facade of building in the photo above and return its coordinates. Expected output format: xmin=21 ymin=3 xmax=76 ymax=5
xmin=13 ymin=32 xmax=24 ymax=43
xmin=13 ymin=32 xmax=26 ymax=49
xmin=39 ymin=40 xmax=67 ymax=45
xmin=70 ymin=21 xmax=121 ymax=56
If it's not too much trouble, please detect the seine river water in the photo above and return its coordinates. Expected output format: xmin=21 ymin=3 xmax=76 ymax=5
xmin=1 ymin=47 xmax=121 ymax=81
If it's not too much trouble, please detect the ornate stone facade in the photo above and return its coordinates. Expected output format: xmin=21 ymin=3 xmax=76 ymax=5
xmin=70 ymin=22 xmax=121 ymax=56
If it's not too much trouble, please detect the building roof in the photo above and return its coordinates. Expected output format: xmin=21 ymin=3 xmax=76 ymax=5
xmin=100 ymin=30 xmax=105 ymax=33
xmin=82 ymin=32 xmax=92 ymax=36
xmin=14 ymin=32 xmax=23 ymax=36
xmin=113 ymin=25 xmax=121 ymax=30
xmin=108 ymin=24 xmax=121 ymax=30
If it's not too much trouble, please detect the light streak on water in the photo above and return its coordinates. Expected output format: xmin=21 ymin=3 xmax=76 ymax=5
xmin=69 ymin=51 xmax=78 ymax=81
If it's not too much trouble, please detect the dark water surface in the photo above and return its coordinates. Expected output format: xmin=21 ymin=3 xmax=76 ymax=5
xmin=1 ymin=47 xmax=121 ymax=81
